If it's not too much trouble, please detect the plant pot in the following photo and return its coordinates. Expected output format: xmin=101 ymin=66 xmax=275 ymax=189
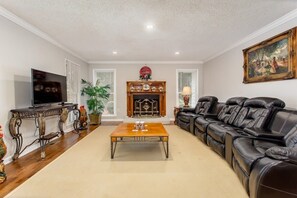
xmin=89 ymin=113 xmax=102 ymax=125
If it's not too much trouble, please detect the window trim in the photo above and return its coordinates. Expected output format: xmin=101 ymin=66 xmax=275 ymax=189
xmin=93 ymin=69 xmax=117 ymax=117
xmin=176 ymin=69 xmax=199 ymax=107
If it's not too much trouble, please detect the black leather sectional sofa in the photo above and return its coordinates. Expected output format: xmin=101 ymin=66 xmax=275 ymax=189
xmin=176 ymin=96 xmax=297 ymax=198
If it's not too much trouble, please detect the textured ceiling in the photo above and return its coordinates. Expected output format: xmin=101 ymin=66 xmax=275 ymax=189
xmin=1 ymin=0 xmax=297 ymax=62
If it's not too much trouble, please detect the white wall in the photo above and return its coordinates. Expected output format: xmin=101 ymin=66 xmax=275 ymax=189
xmin=0 ymin=16 xmax=89 ymax=163
xmin=89 ymin=63 xmax=203 ymax=120
xmin=203 ymin=16 xmax=297 ymax=108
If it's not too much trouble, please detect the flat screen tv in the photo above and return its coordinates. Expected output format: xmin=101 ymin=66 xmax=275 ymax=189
xmin=31 ymin=69 xmax=67 ymax=106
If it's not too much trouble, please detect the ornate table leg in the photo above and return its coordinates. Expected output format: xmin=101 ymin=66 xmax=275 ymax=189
xmin=59 ymin=108 xmax=68 ymax=135
xmin=37 ymin=113 xmax=46 ymax=159
xmin=58 ymin=108 xmax=68 ymax=135
xmin=72 ymin=108 xmax=80 ymax=133
xmin=9 ymin=113 xmax=23 ymax=160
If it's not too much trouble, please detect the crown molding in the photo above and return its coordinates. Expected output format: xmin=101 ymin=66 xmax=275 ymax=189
xmin=204 ymin=8 xmax=297 ymax=63
xmin=0 ymin=5 xmax=87 ymax=63
xmin=88 ymin=61 xmax=203 ymax=65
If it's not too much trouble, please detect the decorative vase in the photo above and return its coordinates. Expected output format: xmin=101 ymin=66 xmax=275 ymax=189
xmin=79 ymin=106 xmax=88 ymax=129
xmin=0 ymin=125 xmax=7 ymax=183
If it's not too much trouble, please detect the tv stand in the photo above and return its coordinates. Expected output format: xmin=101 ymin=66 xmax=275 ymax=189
xmin=9 ymin=104 xmax=80 ymax=160
xmin=28 ymin=104 xmax=51 ymax=109
xmin=59 ymin=102 xmax=73 ymax=106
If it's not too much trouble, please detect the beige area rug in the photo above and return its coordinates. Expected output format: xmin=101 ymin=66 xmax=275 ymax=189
xmin=6 ymin=125 xmax=248 ymax=198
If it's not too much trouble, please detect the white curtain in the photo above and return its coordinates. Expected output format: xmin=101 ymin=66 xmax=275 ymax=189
xmin=66 ymin=59 xmax=80 ymax=122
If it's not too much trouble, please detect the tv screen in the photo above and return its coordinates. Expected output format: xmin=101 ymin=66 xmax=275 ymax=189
xmin=31 ymin=69 xmax=67 ymax=106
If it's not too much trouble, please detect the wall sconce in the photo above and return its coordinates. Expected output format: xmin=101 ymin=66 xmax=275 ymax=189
xmin=182 ymin=86 xmax=191 ymax=107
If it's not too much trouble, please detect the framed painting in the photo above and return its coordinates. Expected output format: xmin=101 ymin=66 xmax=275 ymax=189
xmin=243 ymin=27 xmax=297 ymax=83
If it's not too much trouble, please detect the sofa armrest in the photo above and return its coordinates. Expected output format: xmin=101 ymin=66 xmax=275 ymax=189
xmin=288 ymin=148 xmax=297 ymax=165
xmin=233 ymin=133 xmax=285 ymax=145
xmin=288 ymin=149 xmax=297 ymax=164
xmin=179 ymin=107 xmax=195 ymax=113
xmin=250 ymin=157 xmax=297 ymax=198
xmin=243 ymin=128 xmax=285 ymax=140
xmin=203 ymin=113 xmax=218 ymax=119
xmin=265 ymin=146 xmax=297 ymax=165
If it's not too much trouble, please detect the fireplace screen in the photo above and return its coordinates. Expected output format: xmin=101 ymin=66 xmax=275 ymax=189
xmin=133 ymin=95 xmax=160 ymax=117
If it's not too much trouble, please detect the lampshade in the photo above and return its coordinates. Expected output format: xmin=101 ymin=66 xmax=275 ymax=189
xmin=182 ymin=86 xmax=191 ymax=95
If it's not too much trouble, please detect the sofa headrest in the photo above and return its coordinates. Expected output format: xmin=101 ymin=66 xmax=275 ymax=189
xmin=243 ymin=97 xmax=285 ymax=109
xmin=198 ymin=96 xmax=218 ymax=103
xmin=225 ymin=97 xmax=248 ymax=106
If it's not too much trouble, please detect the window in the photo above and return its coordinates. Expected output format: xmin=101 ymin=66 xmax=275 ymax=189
xmin=93 ymin=69 xmax=116 ymax=116
xmin=176 ymin=69 xmax=198 ymax=107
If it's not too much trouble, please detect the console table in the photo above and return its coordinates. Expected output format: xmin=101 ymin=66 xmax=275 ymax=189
xmin=9 ymin=104 xmax=80 ymax=160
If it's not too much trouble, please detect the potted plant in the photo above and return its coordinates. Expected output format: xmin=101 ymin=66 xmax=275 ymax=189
xmin=81 ymin=79 xmax=110 ymax=125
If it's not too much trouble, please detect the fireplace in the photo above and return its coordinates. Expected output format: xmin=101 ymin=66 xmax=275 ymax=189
xmin=133 ymin=94 xmax=159 ymax=117
xmin=127 ymin=81 xmax=166 ymax=117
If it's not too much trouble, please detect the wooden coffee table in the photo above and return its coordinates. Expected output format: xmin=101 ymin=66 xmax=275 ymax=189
xmin=110 ymin=123 xmax=169 ymax=159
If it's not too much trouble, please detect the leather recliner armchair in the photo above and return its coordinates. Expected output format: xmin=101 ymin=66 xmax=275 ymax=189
xmin=176 ymin=96 xmax=218 ymax=133
xmin=232 ymin=109 xmax=297 ymax=196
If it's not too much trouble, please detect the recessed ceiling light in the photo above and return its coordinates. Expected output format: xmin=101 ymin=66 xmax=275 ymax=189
xmin=175 ymin=51 xmax=180 ymax=55
xmin=112 ymin=51 xmax=118 ymax=55
xmin=146 ymin=24 xmax=154 ymax=30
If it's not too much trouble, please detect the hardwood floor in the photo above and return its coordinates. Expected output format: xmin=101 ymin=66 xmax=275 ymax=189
xmin=0 ymin=125 xmax=99 ymax=197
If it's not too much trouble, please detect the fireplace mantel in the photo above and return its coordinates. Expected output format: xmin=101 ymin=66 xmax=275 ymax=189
xmin=126 ymin=81 xmax=166 ymax=117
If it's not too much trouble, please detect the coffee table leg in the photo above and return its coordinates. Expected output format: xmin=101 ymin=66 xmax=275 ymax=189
xmin=166 ymin=139 xmax=169 ymax=158
xmin=111 ymin=139 xmax=117 ymax=159
xmin=111 ymin=139 xmax=113 ymax=159
xmin=161 ymin=137 xmax=169 ymax=159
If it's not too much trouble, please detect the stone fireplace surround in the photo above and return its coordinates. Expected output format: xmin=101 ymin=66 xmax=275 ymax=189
xmin=126 ymin=81 xmax=166 ymax=117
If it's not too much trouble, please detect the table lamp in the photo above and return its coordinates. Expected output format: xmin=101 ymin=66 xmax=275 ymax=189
xmin=182 ymin=86 xmax=191 ymax=107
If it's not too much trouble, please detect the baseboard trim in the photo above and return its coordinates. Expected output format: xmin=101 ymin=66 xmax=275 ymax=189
xmin=3 ymin=143 xmax=40 ymax=165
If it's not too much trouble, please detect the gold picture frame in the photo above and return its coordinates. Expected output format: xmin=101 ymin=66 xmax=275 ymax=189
xmin=243 ymin=27 xmax=297 ymax=83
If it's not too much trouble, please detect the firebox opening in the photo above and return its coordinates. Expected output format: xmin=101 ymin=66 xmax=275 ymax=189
xmin=133 ymin=94 xmax=160 ymax=117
